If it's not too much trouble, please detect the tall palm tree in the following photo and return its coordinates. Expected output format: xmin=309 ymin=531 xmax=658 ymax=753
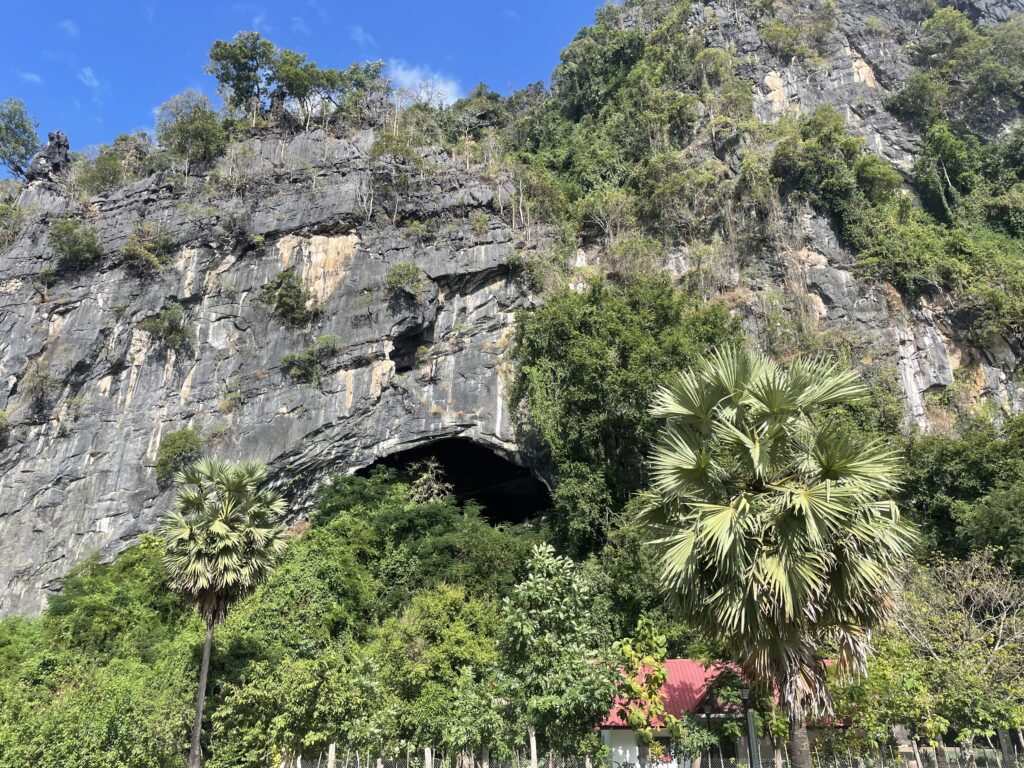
xmin=160 ymin=458 xmax=290 ymax=768
xmin=638 ymin=347 xmax=917 ymax=768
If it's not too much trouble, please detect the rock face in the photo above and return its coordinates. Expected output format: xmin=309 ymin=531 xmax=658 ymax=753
xmin=24 ymin=131 xmax=70 ymax=183
xmin=2 ymin=0 xmax=1024 ymax=615
xmin=0 ymin=129 xmax=544 ymax=614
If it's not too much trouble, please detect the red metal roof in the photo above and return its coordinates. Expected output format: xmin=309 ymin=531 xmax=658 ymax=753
xmin=602 ymin=659 xmax=738 ymax=728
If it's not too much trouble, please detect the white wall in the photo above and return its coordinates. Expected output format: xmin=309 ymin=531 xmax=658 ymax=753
xmin=600 ymin=729 xmax=687 ymax=768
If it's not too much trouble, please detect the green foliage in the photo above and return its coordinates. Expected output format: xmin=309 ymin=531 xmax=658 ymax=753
xmin=257 ymin=269 xmax=321 ymax=327
xmin=137 ymin=301 xmax=194 ymax=354
xmin=900 ymin=415 xmax=1024 ymax=567
xmin=0 ymin=97 xmax=40 ymax=178
xmin=0 ymin=184 xmax=24 ymax=250
xmin=74 ymin=133 xmax=166 ymax=196
xmin=887 ymin=10 xmax=1024 ymax=132
xmin=280 ymin=334 xmax=342 ymax=383
xmin=206 ymin=32 xmax=278 ymax=117
xmin=640 ymin=346 xmax=918 ymax=720
xmin=500 ymin=543 xmax=615 ymax=756
xmin=20 ymin=359 xmax=58 ymax=415
xmin=0 ymin=409 xmax=8 ymax=446
xmin=773 ymin=108 xmax=1024 ymax=342
xmin=383 ymin=262 xmax=422 ymax=297
xmin=121 ymin=222 xmax=175 ymax=273
xmin=155 ymin=428 xmax=204 ymax=488
xmin=48 ymin=217 xmax=103 ymax=273
xmin=510 ymin=273 xmax=741 ymax=554
xmin=155 ymin=90 xmax=227 ymax=169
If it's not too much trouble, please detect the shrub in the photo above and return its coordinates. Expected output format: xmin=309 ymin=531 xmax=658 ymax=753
xmin=137 ymin=301 xmax=193 ymax=354
xmin=384 ymin=263 xmax=422 ymax=298
xmin=48 ymin=218 xmax=103 ymax=273
xmin=155 ymin=428 xmax=204 ymax=487
xmin=0 ymin=409 xmax=8 ymax=446
xmin=854 ymin=154 xmax=903 ymax=203
xmin=0 ymin=182 xmax=24 ymax=250
xmin=121 ymin=223 xmax=175 ymax=273
xmin=281 ymin=334 xmax=342 ymax=383
xmin=257 ymin=270 xmax=321 ymax=327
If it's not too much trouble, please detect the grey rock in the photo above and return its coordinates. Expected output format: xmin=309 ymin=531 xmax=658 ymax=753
xmin=25 ymin=131 xmax=70 ymax=183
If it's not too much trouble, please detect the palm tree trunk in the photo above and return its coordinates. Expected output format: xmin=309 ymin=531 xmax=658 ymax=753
xmin=188 ymin=621 xmax=215 ymax=768
xmin=788 ymin=719 xmax=813 ymax=768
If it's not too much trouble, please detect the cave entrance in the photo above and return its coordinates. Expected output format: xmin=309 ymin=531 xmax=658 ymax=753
xmin=362 ymin=437 xmax=550 ymax=524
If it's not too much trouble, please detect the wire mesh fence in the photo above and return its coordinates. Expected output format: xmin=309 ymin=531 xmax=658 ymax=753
xmin=275 ymin=746 xmax=1024 ymax=768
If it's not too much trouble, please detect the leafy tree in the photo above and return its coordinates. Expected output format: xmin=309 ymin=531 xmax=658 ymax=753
xmin=48 ymin=218 xmax=103 ymax=273
xmin=156 ymin=91 xmax=227 ymax=174
xmin=138 ymin=301 xmax=194 ymax=355
xmin=510 ymin=274 xmax=741 ymax=554
xmin=639 ymin=347 xmax=918 ymax=768
xmin=371 ymin=584 xmax=500 ymax=748
xmin=206 ymin=32 xmax=278 ymax=124
xmin=160 ymin=459 xmax=290 ymax=768
xmin=75 ymin=132 xmax=164 ymax=195
xmin=0 ymin=98 xmax=40 ymax=178
xmin=500 ymin=544 xmax=615 ymax=764
xmin=613 ymin=617 xmax=689 ymax=768
xmin=155 ymin=428 xmax=205 ymax=488
xmin=257 ymin=269 xmax=321 ymax=327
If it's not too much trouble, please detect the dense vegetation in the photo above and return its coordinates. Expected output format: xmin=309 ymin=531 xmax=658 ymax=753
xmin=2 ymin=1 xmax=1024 ymax=766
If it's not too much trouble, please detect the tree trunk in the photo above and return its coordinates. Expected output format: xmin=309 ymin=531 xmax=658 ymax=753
xmin=774 ymin=744 xmax=784 ymax=768
xmin=529 ymin=727 xmax=538 ymax=768
xmin=483 ymin=745 xmax=490 ymax=768
xmin=999 ymin=730 xmax=1016 ymax=768
xmin=961 ymin=739 xmax=976 ymax=768
xmin=935 ymin=744 xmax=950 ymax=768
xmin=910 ymin=739 xmax=922 ymax=768
xmin=328 ymin=744 xmax=336 ymax=768
xmin=187 ymin=622 xmax=215 ymax=768
xmin=788 ymin=719 xmax=813 ymax=768
xmin=639 ymin=742 xmax=650 ymax=768
xmin=425 ymin=747 xmax=433 ymax=768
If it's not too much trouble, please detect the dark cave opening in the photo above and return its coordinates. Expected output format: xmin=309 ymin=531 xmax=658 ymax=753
xmin=360 ymin=437 xmax=550 ymax=524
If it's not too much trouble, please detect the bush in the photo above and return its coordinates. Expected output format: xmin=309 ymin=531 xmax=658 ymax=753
xmin=75 ymin=133 xmax=165 ymax=197
xmin=21 ymin=360 xmax=58 ymax=415
xmin=121 ymin=223 xmax=175 ymax=273
xmin=855 ymin=154 xmax=903 ymax=203
xmin=155 ymin=90 xmax=227 ymax=170
xmin=257 ymin=270 xmax=321 ymax=327
xmin=48 ymin=218 xmax=103 ymax=273
xmin=155 ymin=428 xmax=204 ymax=487
xmin=137 ymin=301 xmax=193 ymax=354
xmin=281 ymin=334 xmax=342 ymax=383
xmin=0 ymin=409 xmax=8 ymax=446
xmin=384 ymin=263 xmax=422 ymax=298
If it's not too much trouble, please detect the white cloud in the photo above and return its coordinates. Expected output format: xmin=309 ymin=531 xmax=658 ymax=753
xmin=387 ymin=59 xmax=462 ymax=106
xmin=252 ymin=10 xmax=270 ymax=32
xmin=349 ymin=25 xmax=376 ymax=49
xmin=60 ymin=18 xmax=80 ymax=38
xmin=308 ymin=0 xmax=329 ymax=23
xmin=77 ymin=67 xmax=99 ymax=89
xmin=291 ymin=16 xmax=311 ymax=35
xmin=19 ymin=72 xmax=43 ymax=84
xmin=231 ymin=3 xmax=271 ymax=32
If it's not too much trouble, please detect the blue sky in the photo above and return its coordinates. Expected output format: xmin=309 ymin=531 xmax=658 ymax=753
xmin=1 ymin=0 xmax=602 ymax=151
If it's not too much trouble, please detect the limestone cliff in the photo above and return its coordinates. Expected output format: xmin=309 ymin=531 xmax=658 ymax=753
xmin=2 ymin=0 xmax=1023 ymax=615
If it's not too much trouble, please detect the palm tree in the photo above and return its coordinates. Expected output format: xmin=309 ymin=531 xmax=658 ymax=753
xmin=160 ymin=458 xmax=290 ymax=768
xmin=638 ymin=347 xmax=917 ymax=768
